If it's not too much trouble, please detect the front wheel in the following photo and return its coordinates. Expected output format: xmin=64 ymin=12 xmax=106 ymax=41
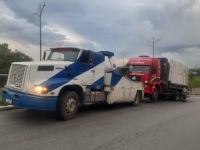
xmin=57 ymin=91 xmax=79 ymax=121
xmin=150 ymin=88 xmax=158 ymax=101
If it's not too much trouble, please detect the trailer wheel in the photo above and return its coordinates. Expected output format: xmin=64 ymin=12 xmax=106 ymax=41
xmin=181 ymin=95 xmax=187 ymax=101
xmin=179 ymin=91 xmax=187 ymax=101
xmin=57 ymin=91 xmax=79 ymax=121
xmin=172 ymin=92 xmax=180 ymax=101
xmin=131 ymin=91 xmax=141 ymax=106
xmin=179 ymin=92 xmax=183 ymax=101
xmin=150 ymin=88 xmax=158 ymax=101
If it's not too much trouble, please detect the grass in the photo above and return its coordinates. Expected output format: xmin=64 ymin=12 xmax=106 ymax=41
xmin=188 ymin=76 xmax=200 ymax=88
xmin=0 ymin=88 xmax=7 ymax=106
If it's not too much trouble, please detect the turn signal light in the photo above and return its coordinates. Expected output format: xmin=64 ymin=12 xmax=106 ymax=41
xmin=33 ymin=86 xmax=48 ymax=94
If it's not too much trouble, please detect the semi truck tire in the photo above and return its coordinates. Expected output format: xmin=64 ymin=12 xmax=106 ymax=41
xmin=150 ymin=88 xmax=158 ymax=101
xmin=172 ymin=92 xmax=180 ymax=101
xmin=132 ymin=91 xmax=141 ymax=106
xmin=181 ymin=94 xmax=187 ymax=101
xmin=56 ymin=91 xmax=79 ymax=121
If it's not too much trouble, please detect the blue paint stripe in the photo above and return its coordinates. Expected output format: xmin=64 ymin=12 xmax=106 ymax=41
xmin=87 ymin=76 xmax=104 ymax=90
xmin=39 ymin=52 xmax=105 ymax=92
xmin=111 ymin=68 xmax=123 ymax=86
xmin=111 ymin=74 xmax=122 ymax=86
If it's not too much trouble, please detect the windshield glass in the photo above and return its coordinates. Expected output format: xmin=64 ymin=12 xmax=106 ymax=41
xmin=130 ymin=66 xmax=150 ymax=73
xmin=47 ymin=48 xmax=80 ymax=61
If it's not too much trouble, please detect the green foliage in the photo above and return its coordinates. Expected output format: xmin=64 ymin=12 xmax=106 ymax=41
xmin=188 ymin=76 xmax=200 ymax=88
xmin=189 ymin=69 xmax=200 ymax=76
xmin=189 ymin=72 xmax=194 ymax=80
xmin=0 ymin=43 xmax=33 ymax=74
xmin=0 ymin=88 xmax=6 ymax=106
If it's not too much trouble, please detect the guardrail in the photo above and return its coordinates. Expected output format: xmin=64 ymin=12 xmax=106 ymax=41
xmin=0 ymin=74 xmax=8 ymax=88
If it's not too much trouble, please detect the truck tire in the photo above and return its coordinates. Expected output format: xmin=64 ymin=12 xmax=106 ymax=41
xmin=56 ymin=91 xmax=79 ymax=121
xmin=183 ymin=96 xmax=187 ymax=101
xmin=181 ymin=95 xmax=187 ymax=101
xmin=150 ymin=88 xmax=158 ymax=101
xmin=172 ymin=92 xmax=180 ymax=101
xmin=132 ymin=91 xmax=141 ymax=106
xmin=179 ymin=92 xmax=183 ymax=101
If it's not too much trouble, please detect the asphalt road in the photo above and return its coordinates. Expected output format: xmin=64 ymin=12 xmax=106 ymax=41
xmin=0 ymin=97 xmax=200 ymax=150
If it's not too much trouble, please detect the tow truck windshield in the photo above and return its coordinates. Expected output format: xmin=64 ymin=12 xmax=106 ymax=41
xmin=47 ymin=49 xmax=80 ymax=61
xmin=130 ymin=65 xmax=150 ymax=73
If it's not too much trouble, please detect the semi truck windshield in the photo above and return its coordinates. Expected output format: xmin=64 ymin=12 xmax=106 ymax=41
xmin=130 ymin=66 xmax=150 ymax=73
xmin=47 ymin=49 xmax=80 ymax=61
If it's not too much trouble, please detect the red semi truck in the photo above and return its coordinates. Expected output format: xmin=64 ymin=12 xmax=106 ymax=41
xmin=126 ymin=56 xmax=188 ymax=101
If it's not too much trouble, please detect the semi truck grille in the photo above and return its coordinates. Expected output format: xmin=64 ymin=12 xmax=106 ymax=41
xmin=7 ymin=65 xmax=27 ymax=90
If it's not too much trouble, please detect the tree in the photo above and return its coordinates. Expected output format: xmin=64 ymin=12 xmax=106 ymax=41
xmin=0 ymin=43 xmax=33 ymax=74
xmin=189 ymin=72 xmax=194 ymax=80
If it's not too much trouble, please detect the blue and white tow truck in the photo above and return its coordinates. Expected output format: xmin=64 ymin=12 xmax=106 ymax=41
xmin=2 ymin=47 xmax=144 ymax=120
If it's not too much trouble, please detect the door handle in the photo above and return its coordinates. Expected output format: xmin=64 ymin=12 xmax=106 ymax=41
xmin=91 ymin=70 xmax=95 ymax=72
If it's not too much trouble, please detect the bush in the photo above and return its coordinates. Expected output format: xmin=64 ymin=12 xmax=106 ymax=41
xmin=188 ymin=76 xmax=200 ymax=88
xmin=0 ymin=88 xmax=6 ymax=106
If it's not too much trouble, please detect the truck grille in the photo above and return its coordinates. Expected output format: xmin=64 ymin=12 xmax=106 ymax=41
xmin=7 ymin=65 xmax=27 ymax=90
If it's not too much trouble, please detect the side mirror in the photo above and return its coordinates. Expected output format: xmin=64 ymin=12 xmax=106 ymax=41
xmin=43 ymin=52 xmax=46 ymax=61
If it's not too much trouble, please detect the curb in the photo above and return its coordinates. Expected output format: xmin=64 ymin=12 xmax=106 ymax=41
xmin=0 ymin=105 xmax=20 ymax=111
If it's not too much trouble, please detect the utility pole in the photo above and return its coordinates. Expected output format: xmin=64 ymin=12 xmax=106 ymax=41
xmin=34 ymin=0 xmax=46 ymax=61
xmin=147 ymin=36 xmax=165 ymax=58
xmin=119 ymin=51 xmax=129 ymax=66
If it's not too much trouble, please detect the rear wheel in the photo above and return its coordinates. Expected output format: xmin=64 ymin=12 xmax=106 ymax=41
xmin=181 ymin=95 xmax=187 ymax=101
xmin=172 ymin=92 xmax=180 ymax=101
xmin=179 ymin=92 xmax=184 ymax=101
xmin=57 ymin=91 xmax=79 ymax=121
xmin=150 ymin=88 xmax=158 ymax=101
xmin=131 ymin=91 xmax=141 ymax=106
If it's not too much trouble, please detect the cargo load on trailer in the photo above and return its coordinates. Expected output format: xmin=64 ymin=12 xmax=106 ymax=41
xmin=2 ymin=47 xmax=144 ymax=120
xmin=126 ymin=56 xmax=188 ymax=101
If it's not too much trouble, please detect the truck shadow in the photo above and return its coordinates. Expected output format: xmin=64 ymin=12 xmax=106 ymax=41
xmin=78 ymin=103 xmax=132 ymax=112
xmin=8 ymin=103 xmax=134 ymax=123
xmin=6 ymin=98 xmax=193 ymax=123
xmin=141 ymin=97 xmax=192 ymax=103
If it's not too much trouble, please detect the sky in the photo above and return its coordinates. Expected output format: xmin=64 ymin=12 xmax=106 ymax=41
xmin=0 ymin=0 xmax=200 ymax=67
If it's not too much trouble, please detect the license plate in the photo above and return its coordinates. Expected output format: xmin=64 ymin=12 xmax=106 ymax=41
xmin=5 ymin=99 xmax=12 ymax=104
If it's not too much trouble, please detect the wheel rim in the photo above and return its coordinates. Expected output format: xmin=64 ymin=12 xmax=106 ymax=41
xmin=66 ymin=97 xmax=76 ymax=114
xmin=135 ymin=94 xmax=140 ymax=104
xmin=153 ymin=91 xmax=158 ymax=100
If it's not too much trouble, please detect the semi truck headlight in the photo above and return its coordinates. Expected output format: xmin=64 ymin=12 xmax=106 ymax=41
xmin=33 ymin=86 xmax=48 ymax=94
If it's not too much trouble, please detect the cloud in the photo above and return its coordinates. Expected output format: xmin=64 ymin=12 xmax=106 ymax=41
xmin=0 ymin=13 xmax=66 ymax=47
xmin=1 ymin=0 xmax=200 ymax=67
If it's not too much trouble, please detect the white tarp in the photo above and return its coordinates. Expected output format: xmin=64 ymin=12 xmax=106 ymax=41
xmin=168 ymin=59 xmax=188 ymax=85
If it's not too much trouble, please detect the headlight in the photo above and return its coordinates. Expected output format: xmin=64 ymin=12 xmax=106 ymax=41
xmin=33 ymin=86 xmax=48 ymax=94
xmin=144 ymin=80 xmax=148 ymax=83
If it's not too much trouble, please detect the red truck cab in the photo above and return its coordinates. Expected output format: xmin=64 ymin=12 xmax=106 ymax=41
xmin=127 ymin=56 xmax=161 ymax=101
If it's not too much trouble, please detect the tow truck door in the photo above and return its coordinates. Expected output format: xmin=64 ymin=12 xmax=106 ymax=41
xmin=77 ymin=51 xmax=96 ymax=85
